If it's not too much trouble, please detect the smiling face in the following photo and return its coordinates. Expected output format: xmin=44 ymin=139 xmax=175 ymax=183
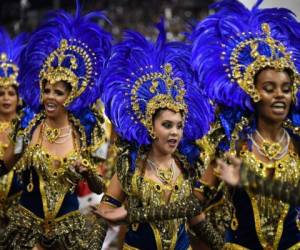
xmin=255 ymin=68 xmax=292 ymax=124
xmin=42 ymin=81 xmax=71 ymax=119
xmin=151 ymin=109 xmax=183 ymax=155
xmin=0 ymin=86 xmax=18 ymax=118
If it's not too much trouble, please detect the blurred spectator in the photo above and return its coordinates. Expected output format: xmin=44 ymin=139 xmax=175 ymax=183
xmin=0 ymin=0 xmax=213 ymax=41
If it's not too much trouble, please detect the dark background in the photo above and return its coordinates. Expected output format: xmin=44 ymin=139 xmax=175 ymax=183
xmin=0 ymin=0 xmax=214 ymax=40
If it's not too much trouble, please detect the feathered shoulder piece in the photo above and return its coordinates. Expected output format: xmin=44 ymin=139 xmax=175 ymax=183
xmin=102 ymin=20 xmax=213 ymax=145
xmin=191 ymin=0 xmax=300 ymax=111
xmin=0 ymin=28 xmax=27 ymax=88
xmin=19 ymin=1 xmax=112 ymax=113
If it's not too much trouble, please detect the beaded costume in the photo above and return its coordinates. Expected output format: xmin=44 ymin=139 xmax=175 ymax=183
xmin=0 ymin=28 xmax=26 ymax=233
xmin=239 ymin=164 xmax=300 ymax=208
xmin=101 ymin=21 xmax=214 ymax=250
xmin=0 ymin=2 xmax=111 ymax=249
xmin=191 ymin=0 xmax=300 ymax=249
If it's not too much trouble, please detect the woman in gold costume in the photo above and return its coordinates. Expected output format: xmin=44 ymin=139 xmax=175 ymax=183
xmin=93 ymin=22 xmax=215 ymax=249
xmin=0 ymin=28 xmax=26 ymax=233
xmin=190 ymin=0 xmax=300 ymax=249
xmin=0 ymin=3 xmax=112 ymax=250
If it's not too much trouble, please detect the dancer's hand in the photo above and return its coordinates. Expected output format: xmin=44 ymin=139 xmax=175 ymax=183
xmin=92 ymin=205 xmax=128 ymax=224
xmin=216 ymin=153 xmax=242 ymax=186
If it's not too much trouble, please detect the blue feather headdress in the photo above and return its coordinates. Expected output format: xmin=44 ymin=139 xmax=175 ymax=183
xmin=191 ymin=0 xmax=300 ymax=112
xmin=102 ymin=21 xmax=213 ymax=146
xmin=0 ymin=28 xmax=27 ymax=88
xmin=19 ymin=1 xmax=112 ymax=113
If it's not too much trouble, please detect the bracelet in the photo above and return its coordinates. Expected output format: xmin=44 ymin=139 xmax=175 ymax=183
xmin=194 ymin=180 xmax=218 ymax=200
xmin=101 ymin=194 xmax=122 ymax=208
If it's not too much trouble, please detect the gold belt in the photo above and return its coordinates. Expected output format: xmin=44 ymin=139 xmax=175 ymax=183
xmin=18 ymin=205 xmax=81 ymax=237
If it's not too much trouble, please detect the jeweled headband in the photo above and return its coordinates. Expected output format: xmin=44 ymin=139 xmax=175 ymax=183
xmin=0 ymin=28 xmax=27 ymax=89
xmin=228 ymin=23 xmax=299 ymax=102
xmin=39 ymin=38 xmax=99 ymax=106
xmin=130 ymin=63 xmax=187 ymax=138
xmin=0 ymin=53 xmax=18 ymax=88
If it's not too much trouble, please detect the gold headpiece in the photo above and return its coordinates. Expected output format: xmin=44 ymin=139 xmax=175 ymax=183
xmin=0 ymin=52 xmax=19 ymax=88
xmin=229 ymin=23 xmax=300 ymax=102
xmin=129 ymin=63 xmax=187 ymax=137
xmin=39 ymin=39 xmax=96 ymax=106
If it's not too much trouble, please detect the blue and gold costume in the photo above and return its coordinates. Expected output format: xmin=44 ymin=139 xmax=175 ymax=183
xmin=1 ymin=111 xmax=106 ymax=249
xmin=191 ymin=0 xmax=300 ymax=249
xmin=0 ymin=28 xmax=26 ymax=233
xmin=0 ymin=2 xmax=112 ymax=249
xmin=101 ymin=21 xmax=214 ymax=249
xmin=117 ymin=148 xmax=196 ymax=250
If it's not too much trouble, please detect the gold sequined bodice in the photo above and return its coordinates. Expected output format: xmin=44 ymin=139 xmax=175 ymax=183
xmin=240 ymin=148 xmax=300 ymax=248
xmin=128 ymin=169 xmax=192 ymax=250
xmin=13 ymin=144 xmax=81 ymax=218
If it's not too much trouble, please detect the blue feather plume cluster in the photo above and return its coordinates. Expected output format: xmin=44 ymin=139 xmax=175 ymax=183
xmin=191 ymin=0 xmax=300 ymax=112
xmin=18 ymin=1 xmax=112 ymax=114
xmin=0 ymin=28 xmax=28 ymax=84
xmin=102 ymin=20 xmax=214 ymax=146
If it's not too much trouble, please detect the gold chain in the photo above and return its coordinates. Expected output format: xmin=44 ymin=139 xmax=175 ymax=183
xmin=147 ymin=158 xmax=175 ymax=186
xmin=43 ymin=121 xmax=71 ymax=144
xmin=0 ymin=121 xmax=10 ymax=133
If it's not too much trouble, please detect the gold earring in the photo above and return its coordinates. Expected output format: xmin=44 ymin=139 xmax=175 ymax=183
xmin=292 ymin=83 xmax=298 ymax=104
xmin=151 ymin=133 xmax=156 ymax=140
xmin=40 ymin=93 xmax=44 ymax=104
xmin=149 ymin=129 xmax=156 ymax=140
xmin=18 ymin=98 xmax=23 ymax=107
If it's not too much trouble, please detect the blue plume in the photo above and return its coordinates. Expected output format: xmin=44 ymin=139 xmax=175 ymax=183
xmin=0 ymin=28 xmax=28 ymax=85
xmin=20 ymin=107 xmax=36 ymax=129
xmin=102 ymin=21 xmax=214 ymax=147
xmin=191 ymin=0 xmax=300 ymax=112
xmin=19 ymin=3 xmax=112 ymax=113
xmin=72 ymin=108 xmax=98 ymax=144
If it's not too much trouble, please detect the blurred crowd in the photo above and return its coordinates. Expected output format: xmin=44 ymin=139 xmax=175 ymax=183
xmin=0 ymin=0 xmax=213 ymax=41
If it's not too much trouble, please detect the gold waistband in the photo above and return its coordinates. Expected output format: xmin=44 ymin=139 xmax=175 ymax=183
xmin=12 ymin=205 xmax=83 ymax=238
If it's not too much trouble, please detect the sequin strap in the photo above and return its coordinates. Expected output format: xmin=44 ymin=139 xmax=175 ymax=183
xmin=190 ymin=220 xmax=225 ymax=250
xmin=126 ymin=194 xmax=206 ymax=224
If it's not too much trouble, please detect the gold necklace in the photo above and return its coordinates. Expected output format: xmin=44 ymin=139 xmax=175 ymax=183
xmin=43 ymin=122 xmax=71 ymax=143
xmin=250 ymin=129 xmax=288 ymax=160
xmin=0 ymin=121 xmax=10 ymax=133
xmin=147 ymin=158 xmax=175 ymax=186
